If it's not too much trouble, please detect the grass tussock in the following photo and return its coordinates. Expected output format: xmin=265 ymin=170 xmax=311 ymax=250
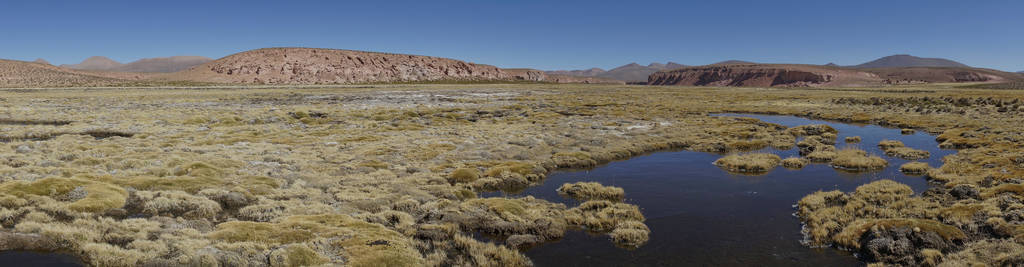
xmin=713 ymin=153 xmax=781 ymax=173
xmin=885 ymin=146 xmax=931 ymax=160
xmin=877 ymin=139 xmax=906 ymax=150
xmin=877 ymin=140 xmax=930 ymax=160
xmin=781 ymin=157 xmax=810 ymax=169
xmin=564 ymin=200 xmax=648 ymax=247
xmin=830 ymin=148 xmax=887 ymax=171
xmin=844 ymin=136 xmax=861 ymax=143
xmin=450 ymin=168 xmax=480 ymax=183
xmin=900 ymin=162 xmax=930 ymax=175
xmin=557 ymin=182 xmax=625 ymax=202
xmin=0 ymin=178 xmax=128 ymax=213
xmin=609 ymin=221 xmax=650 ymax=249
xmin=210 ymin=214 xmax=425 ymax=266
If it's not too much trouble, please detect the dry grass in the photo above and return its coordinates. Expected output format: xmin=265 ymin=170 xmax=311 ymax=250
xmin=844 ymin=136 xmax=862 ymax=143
xmin=557 ymin=182 xmax=625 ymax=202
xmin=713 ymin=153 xmax=781 ymax=173
xmin=900 ymin=162 xmax=930 ymax=175
xmin=830 ymin=148 xmax=888 ymax=171
xmin=885 ymin=146 xmax=931 ymax=160
xmin=0 ymin=84 xmax=1019 ymax=265
xmin=781 ymin=157 xmax=809 ymax=169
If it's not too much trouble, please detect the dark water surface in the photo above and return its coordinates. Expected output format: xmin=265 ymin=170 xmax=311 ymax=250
xmin=488 ymin=114 xmax=956 ymax=267
xmin=0 ymin=250 xmax=82 ymax=266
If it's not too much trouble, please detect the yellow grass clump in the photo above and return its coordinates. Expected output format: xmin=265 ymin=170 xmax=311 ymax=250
xmin=781 ymin=157 xmax=809 ymax=169
xmin=899 ymin=162 xmax=930 ymax=175
xmin=557 ymin=182 xmax=625 ymax=202
xmin=713 ymin=153 xmax=781 ymax=173
xmin=830 ymin=148 xmax=888 ymax=171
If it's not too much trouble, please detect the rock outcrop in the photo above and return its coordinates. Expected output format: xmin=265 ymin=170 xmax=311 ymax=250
xmin=648 ymin=64 xmax=880 ymax=87
xmin=171 ymin=48 xmax=510 ymax=84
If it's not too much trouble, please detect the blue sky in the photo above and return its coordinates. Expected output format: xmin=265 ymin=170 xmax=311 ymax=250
xmin=2 ymin=0 xmax=1022 ymax=71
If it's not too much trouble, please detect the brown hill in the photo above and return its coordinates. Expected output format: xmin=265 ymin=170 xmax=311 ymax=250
xmin=61 ymin=56 xmax=212 ymax=73
xmin=648 ymin=64 xmax=882 ymax=87
xmin=504 ymin=69 xmax=624 ymax=84
xmin=61 ymin=56 xmax=123 ymax=70
xmin=851 ymin=55 xmax=969 ymax=68
xmin=168 ymin=48 xmax=511 ymax=84
xmin=111 ymin=56 xmax=213 ymax=73
xmin=33 ymin=58 xmax=51 ymax=65
xmin=0 ymin=59 xmax=127 ymax=87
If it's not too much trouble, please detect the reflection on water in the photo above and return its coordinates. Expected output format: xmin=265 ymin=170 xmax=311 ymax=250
xmin=0 ymin=250 xmax=82 ymax=266
xmin=487 ymin=113 xmax=956 ymax=266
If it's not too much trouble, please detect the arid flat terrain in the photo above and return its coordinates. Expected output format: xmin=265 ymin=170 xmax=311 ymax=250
xmin=0 ymin=83 xmax=1022 ymax=266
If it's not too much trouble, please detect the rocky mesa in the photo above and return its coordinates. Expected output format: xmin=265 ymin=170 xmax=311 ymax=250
xmin=169 ymin=48 xmax=511 ymax=84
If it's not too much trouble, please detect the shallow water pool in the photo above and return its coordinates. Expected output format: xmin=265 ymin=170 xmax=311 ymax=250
xmin=488 ymin=113 xmax=956 ymax=266
xmin=0 ymin=250 xmax=82 ymax=266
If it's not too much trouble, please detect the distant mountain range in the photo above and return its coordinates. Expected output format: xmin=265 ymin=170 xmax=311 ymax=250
xmin=3 ymin=50 xmax=1019 ymax=88
xmin=849 ymin=54 xmax=969 ymax=68
xmin=711 ymin=60 xmax=756 ymax=65
xmin=550 ymin=55 xmax=990 ymax=83
xmin=547 ymin=62 xmax=686 ymax=83
xmin=60 ymin=56 xmax=213 ymax=73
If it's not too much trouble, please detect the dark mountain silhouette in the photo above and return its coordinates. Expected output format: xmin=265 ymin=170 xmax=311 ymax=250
xmin=851 ymin=54 xmax=969 ymax=68
xmin=710 ymin=60 xmax=756 ymax=65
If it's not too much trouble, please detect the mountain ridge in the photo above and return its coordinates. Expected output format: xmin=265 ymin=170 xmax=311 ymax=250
xmin=546 ymin=62 xmax=687 ymax=82
xmin=62 ymin=56 xmax=213 ymax=73
xmin=851 ymin=54 xmax=969 ymax=68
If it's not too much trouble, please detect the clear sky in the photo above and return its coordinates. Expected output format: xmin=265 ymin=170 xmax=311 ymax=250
xmin=2 ymin=0 xmax=1022 ymax=71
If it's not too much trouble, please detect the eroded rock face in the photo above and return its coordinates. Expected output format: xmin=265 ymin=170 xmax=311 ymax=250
xmin=180 ymin=48 xmax=510 ymax=84
xmin=648 ymin=65 xmax=841 ymax=87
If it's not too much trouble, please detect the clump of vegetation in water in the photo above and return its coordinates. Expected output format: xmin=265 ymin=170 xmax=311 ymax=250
xmin=831 ymin=148 xmax=887 ymax=171
xmin=845 ymin=136 xmax=862 ymax=143
xmin=564 ymin=200 xmax=648 ymax=248
xmin=899 ymin=162 xmax=930 ymax=175
xmin=713 ymin=153 xmax=781 ymax=173
xmin=557 ymin=182 xmax=625 ymax=202
xmin=781 ymin=157 xmax=809 ymax=169
xmin=877 ymin=140 xmax=930 ymax=160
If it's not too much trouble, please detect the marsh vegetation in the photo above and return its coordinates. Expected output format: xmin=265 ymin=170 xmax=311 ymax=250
xmin=0 ymin=84 xmax=1019 ymax=266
